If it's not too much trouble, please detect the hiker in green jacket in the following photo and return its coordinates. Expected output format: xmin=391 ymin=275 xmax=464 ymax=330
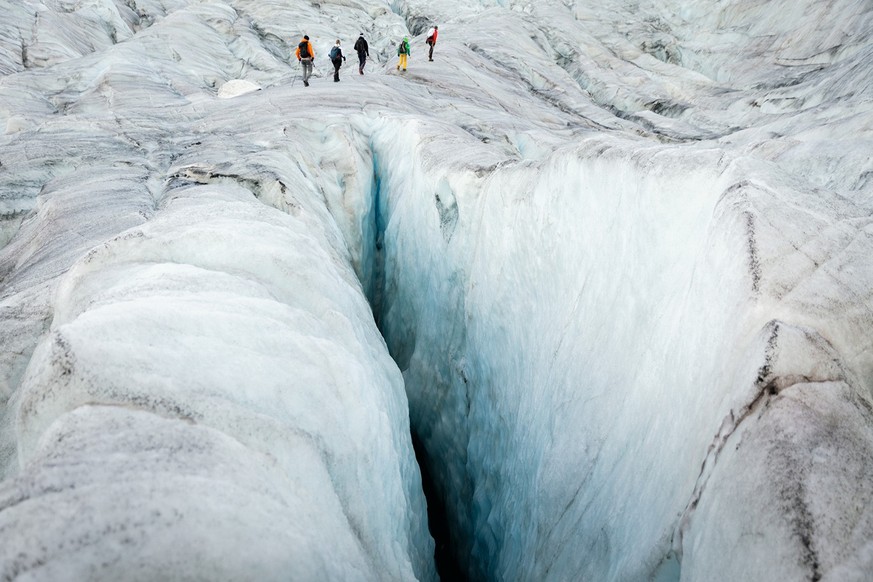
xmin=396 ymin=36 xmax=410 ymax=71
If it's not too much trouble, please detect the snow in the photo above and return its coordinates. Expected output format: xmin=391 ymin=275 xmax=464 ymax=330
xmin=1 ymin=0 xmax=872 ymax=580
xmin=218 ymin=78 xmax=261 ymax=98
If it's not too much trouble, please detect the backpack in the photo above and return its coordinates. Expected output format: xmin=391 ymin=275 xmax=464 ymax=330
xmin=298 ymin=41 xmax=310 ymax=59
xmin=398 ymin=40 xmax=408 ymax=55
xmin=329 ymin=46 xmax=340 ymax=60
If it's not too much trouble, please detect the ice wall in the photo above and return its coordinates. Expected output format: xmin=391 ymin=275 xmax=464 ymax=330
xmin=368 ymin=119 xmax=873 ymax=580
xmin=357 ymin=2 xmax=873 ymax=578
xmin=1 ymin=183 xmax=435 ymax=580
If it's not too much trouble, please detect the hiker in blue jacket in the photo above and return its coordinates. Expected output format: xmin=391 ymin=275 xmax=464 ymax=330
xmin=329 ymin=40 xmax=346 ymax=82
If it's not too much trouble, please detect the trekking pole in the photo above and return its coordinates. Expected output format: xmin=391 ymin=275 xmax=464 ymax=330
xmin=284 ymin=60 xmax=302 ymax=87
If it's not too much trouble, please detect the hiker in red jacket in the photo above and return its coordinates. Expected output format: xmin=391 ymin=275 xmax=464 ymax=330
xmin=425 ymin=25 xmax=438 ymax=61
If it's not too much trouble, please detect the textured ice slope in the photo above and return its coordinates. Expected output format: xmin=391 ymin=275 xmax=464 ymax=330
xmin=5 ymin=184 xmax=436 ymax=580
xmin=0 ymin=2 xmax=436 ymax=580
xmin=366 ymin=2 xmax=873 ymax=580
xmin=1 ymin=0 xmax=872 ymax=581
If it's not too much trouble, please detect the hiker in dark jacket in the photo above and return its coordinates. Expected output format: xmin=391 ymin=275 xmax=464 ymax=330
xmin=295 ymin=35 xmax=314 ymax=86
xmin=354 ymin=33 xmax=369 ymax=75
xmin=329 ymin=39 xmax=346 ymax=82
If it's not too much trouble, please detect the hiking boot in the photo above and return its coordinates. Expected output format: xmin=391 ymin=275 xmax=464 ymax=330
xmin=304 ymin=80 xmax=309 ymax=86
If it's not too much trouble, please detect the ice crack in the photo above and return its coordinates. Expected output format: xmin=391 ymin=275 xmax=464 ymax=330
xmin=673 ymin=320 xmax=850 ymax=576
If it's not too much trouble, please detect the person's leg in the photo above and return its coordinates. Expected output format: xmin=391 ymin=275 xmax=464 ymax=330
xmin=429 ymin=42 xmax=434 ymax=61
xmin=359 ymin=54 xmax=365 ymax=74
xmin=302 ymin=59 xmax=312 ymax=85
xmin=333 ymin=60 xmax=340 ymax=82
xmin=400 ymin=54 xmax=407 ymax=70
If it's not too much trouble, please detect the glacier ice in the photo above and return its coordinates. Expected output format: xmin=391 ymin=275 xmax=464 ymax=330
xmin=1 ymin=0 xmax=872 ymax=580
xmin=2 ymin=184 xmax=434 ymax=580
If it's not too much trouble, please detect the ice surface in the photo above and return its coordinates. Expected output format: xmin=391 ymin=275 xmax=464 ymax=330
xmin=1 ymin=0 xmax=872 ymax=580
xmin=3 ymin=185 xmax=433 ymax=580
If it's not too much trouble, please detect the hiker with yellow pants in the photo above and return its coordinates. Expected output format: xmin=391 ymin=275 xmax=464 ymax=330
xmin=396 ymin=36 xmax=410 ymax=71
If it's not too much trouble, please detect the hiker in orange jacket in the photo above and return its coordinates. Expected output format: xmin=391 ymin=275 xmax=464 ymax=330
xmin=425 ymin=25 xmax=438 ymax=61
xmin=295 ymin=35 xmax=315 ymax=86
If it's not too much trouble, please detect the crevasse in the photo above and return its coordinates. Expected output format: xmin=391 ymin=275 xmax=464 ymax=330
xmin=338 ymin=115 xmax=873 ymax=581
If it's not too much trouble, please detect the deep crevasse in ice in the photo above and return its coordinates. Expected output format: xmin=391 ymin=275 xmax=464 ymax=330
xmin=369 ymin=121 xmax=873 ymax=580
xmin=1 ymin=0 xmax=872 ymax=580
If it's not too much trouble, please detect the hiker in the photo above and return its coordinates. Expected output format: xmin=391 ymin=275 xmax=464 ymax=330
xmin=295 ymin=35 xmax=314 ymax=86
xmin=354 ymin=33 xmax=369 ymax=75
xmin=329 ymin=39 xmax=346 ymax=82
xmin=396 ymin=36 xmax=410 ymax=71
xmin=425 ymin=25 xmax=438 ymax=61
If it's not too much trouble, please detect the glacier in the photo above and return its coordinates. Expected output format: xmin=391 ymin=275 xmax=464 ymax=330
xmin=1 ymin=0 xmax=872 ymax=580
